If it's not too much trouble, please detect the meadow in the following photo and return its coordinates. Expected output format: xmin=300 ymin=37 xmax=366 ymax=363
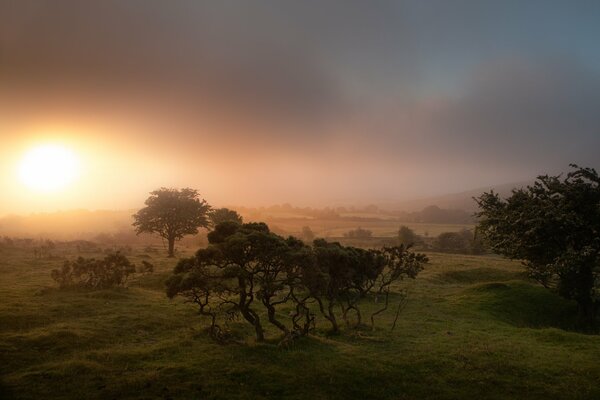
xmin=1 ymin=242 xmax=599 ymax=400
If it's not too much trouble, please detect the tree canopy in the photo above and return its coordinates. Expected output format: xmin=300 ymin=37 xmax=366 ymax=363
xmin=209 ymin=207 xmax=243 ymax=227
xmin=476 ymin=165 xmax=600 ymax=328
xmin=133 ymin=188 xmax=211 ymax=257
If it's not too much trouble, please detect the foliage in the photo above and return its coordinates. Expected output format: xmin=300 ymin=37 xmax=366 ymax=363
xmin=431 ymin=229 xmax=486 ymax=255
xmin=209 ymin=207 xmax=243 ymax=227
xmin=51 ymin=252 xmax=136 ymax=289
xmin=133 ymin=188 xmax=211 ymax=257
xmin=166 ymin=221 xmax=427 ymax=343
xmin=476 ymin=164 xmax=600 ymax=328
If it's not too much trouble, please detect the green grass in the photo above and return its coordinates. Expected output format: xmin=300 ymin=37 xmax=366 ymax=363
xmin=1 ymin=247 xmax=599 ymax=399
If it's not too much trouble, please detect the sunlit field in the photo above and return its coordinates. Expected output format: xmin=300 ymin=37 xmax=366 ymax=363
xmin=1 ymin=243 xmax=599 ymax=400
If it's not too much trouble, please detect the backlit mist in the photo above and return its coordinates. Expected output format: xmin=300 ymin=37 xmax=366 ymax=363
xmin=1 ymin=1 xmax=600 ymax=215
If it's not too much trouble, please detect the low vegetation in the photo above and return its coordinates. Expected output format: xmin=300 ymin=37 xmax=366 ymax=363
xmin=50 ymin=252 xmax=135 ymax=290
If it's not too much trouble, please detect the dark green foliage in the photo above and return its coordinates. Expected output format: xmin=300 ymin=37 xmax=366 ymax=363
xmin=209 ymin=207 xmax=243 ymax=226
xmin=51 ymin=253 xmax=135 ymax=289
xmin=166 ymin=222 xmax=427 ymax=343
xmin=133 ymin=188 xmax=211 ymax=257
xmin=476 ymin=165 xmax=600 ymax=328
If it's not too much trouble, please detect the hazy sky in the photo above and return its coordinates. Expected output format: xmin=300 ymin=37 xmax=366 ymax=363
xmin=1 ymin=1 xmax=599 ymax=214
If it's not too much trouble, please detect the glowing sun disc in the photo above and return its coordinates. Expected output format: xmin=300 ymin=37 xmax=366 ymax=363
xmin=19 ymin=144 xmax=80 ymax=192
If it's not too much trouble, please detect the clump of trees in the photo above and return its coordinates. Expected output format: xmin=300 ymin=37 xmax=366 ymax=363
xmin=133 ymin=188 xmax=211 ymax=257
xmin=343 ymin=227 xmax=373 ymax=239
xmin=166 ymin=221 xmax=427 ymax=343
xmin=51 ymin=252 xmax=136 ymax=289
xmin=477 ymin=165 xmax=600 ymax=329
xmin=209 ymin=208 xmax=243 ymax=226
xmin=432 ymin=229 xmax=486 ymax=255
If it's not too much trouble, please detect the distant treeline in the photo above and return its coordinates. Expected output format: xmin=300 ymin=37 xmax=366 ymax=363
xmin=235 ymin=204 xmax=475 ymax=224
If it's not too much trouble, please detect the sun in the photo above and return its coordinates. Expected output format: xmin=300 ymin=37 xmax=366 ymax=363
xmin=19 ymin=144 xmax=80 ymax=192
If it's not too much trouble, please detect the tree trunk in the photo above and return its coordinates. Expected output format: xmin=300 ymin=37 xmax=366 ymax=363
xmin=266 ymin=302 xmax=289 ymax=335
xmin=167 ymin=237 xmax=175 ymax=257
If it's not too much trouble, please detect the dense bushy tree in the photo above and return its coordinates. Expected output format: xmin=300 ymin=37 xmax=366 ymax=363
xmin=51 ymin=252 xmax=135 ymax=289
xmin=209 ymin=208 xmax=243 ymax=227
xmin=133 ymin=188 xmax=211 ymax=257
xmin=476 ymin=165 xmax=600 ymax=328
xmin=166 ymin=221 xmax=427 ymax=343
xmin=398 ymin=225 xmax=418 ymax=246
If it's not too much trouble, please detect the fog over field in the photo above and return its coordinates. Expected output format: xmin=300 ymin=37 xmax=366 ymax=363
xmin=2 ymin=1 xmax=599 ymax=215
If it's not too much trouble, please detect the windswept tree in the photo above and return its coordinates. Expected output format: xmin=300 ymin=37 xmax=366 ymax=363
xmin=133 ymin=188 xmax=211 ymax=257
xmin=166 ymin=221 xmax=427 ymax=343
xmin=476 ymin=165 xmax=600 ymax=328
xmin=209 ymin=207 xmax=243 ymax=227
xmin=167 ymin=221 xmax=313 ymax=342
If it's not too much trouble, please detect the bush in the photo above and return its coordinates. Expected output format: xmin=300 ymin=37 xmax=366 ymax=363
xmin=137 ymin=260 xmax=155 ymax=273
xmin=51 ymin=252 xmax=135 ymax=289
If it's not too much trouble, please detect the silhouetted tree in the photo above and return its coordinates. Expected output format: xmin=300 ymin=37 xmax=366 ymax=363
xmin=133 ymin=188 xmax=211 ymax=257
xmin=476 ymin=165 xmax=600 ymax=328
xmin=209 ymin=207 xmax=243 ymax=227
xmin=398 ymin=225 xmax=418 ymax=246
xmin=166 ymin=222 xmax=427 ymax=342
xmin=309 ymin=239 xmax=427 ymax=332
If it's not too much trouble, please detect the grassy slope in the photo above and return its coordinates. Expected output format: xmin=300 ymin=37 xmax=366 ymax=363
xmin=1 ymin=247 xmax=599 ymax=400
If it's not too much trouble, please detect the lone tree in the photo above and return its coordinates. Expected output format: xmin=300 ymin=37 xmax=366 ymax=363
xmin=133 ymin=188 xmax=211 ymax=257
xmin=476 ymin=165 xmax=600 ymax=328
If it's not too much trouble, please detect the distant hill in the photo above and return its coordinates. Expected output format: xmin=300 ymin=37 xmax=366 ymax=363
xmin=387 ymin=181 xmax=531 ymax=212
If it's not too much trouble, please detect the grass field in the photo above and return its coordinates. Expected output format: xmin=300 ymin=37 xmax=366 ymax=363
xmin=1 ymin=245 xmax=599 ymax=400
xmin=265 ymin=217 xmax=474 ymax=238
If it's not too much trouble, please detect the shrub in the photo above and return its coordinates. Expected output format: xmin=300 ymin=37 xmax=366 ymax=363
xmin=137 ymin=260 xmax=155 ymax=273
xmin=51 ymin=252 xmax=135 ymax=289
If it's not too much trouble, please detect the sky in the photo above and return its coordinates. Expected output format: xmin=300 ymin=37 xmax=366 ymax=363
xmin=1 ymin=0 xmax=599 ymax=214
